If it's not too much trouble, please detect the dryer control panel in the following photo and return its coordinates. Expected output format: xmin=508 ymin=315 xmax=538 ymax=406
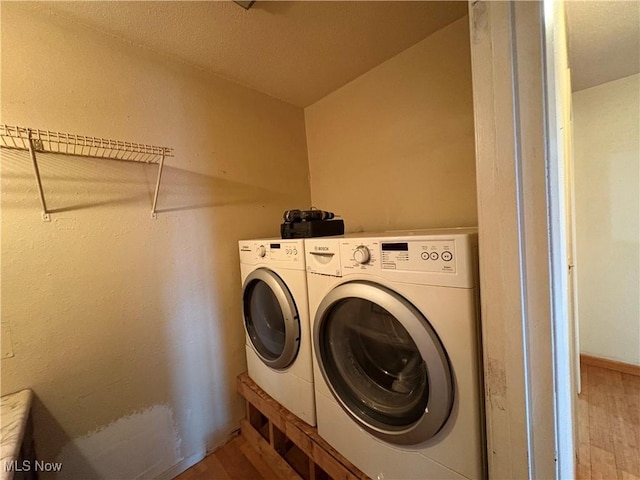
xmin=239 ymin=239 xmax=304 ymax=267
xmin=267 ymin=242 xmax=301 ymax=262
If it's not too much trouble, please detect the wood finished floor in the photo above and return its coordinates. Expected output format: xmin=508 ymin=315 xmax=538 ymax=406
xmin=577 ymin=363 xmax=640 ymax=480
xmin=174 ymin=435 xmax=279 ymax=480
xmin=176 ymin=364 xmax=639 ymax=480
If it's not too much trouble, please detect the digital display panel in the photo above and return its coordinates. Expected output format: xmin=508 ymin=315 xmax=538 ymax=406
xmin=270 ymin=243 xmax=281 ymax=249
xmin=381 ymin=242 xmax=409 ymax=251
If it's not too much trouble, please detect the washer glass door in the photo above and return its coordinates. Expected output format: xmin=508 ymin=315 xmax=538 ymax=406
xmin=243 ymin=268 xmax=300 ymax=370
xmin=314 ymin=281 xmax=453 ymax=444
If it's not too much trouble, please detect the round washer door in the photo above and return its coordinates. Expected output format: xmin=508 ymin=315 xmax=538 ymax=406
xmin=243 ymin=268 xmax=300 ymax=370
xmin=314 ymin=281 xmax=453 ymax=444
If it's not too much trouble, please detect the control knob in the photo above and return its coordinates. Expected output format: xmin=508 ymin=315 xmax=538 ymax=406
xmin=353 ymin=245 xmax=371 ymax=264
xmin=256 ymin=245 xmax=266 ymax=257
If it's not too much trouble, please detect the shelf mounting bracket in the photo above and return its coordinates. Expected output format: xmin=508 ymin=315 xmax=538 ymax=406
xmin=151 ymin=152 xmax=165 ymax=219
xmin=27 ymin=129 xmax=51 ymax=222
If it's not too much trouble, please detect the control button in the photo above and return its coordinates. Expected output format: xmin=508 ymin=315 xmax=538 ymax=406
xmin=286 ymin=248 xmax=291 ymax=255
xmin=256 ymin=245 xmax=266 ymax=257
xmin=442 ymin=251 xmax=453 ymax=262
xmin=353 ymin=246 xmax=371 ymax=264
xmin=430 ymin=252 xmax=439 ymax=261
xmin=293 ymin=248 xmax=298 ymax=255
xmin=421 ymin=252 xmax=429 ymax=260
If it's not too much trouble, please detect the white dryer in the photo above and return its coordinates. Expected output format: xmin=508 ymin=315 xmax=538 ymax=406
xmin=239 ymin=238 xmax=315 ymax=426
xmin=305 ymin=229 xmax=485 ymax=479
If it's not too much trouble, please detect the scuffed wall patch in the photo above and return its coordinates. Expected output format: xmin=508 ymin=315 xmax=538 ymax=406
xmin=487 ymin=357 xmax=507 ymax=411
xmin=56 ymin=405 xmax=181 ymax=479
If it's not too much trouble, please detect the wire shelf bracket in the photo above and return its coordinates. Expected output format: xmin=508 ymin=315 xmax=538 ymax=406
xmin=0 ymin=124 xmax=174 ymax=221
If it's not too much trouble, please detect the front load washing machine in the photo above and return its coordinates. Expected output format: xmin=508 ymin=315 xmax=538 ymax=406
xmin=239 ymin=238 xmax=315 ymax=426
xmin=306 ymin=229 xmax=485 ymax=479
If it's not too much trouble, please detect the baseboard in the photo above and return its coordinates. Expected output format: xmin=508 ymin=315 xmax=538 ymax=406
xmin=580 ymin=354 xmax=640 ymax=377
xmin=154 ymin=450 xmax=205 ymax=480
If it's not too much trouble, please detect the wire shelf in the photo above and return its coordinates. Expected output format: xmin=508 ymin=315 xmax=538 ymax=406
xmin=0 ymin=125 xmax=173 ymax=163
xmin=0 ymin=124 xmax=171 ymax=221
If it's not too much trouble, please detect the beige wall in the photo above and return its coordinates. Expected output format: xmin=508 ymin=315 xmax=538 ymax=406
xmin=304 ymin=16 xmax=476 ymax=233
xmin=573 ymin=74 xmax=640 ymax=366
xmin=1 ymin=3 xmax=310 ymax=478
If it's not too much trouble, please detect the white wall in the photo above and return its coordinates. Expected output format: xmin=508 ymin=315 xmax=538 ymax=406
xmin=573 ymin=73 xmax=640 ymax=366
xmin=1 ymin=3 xmax=310 ymax=478
xmin=304 ymin=17 xmax=476 ymax=232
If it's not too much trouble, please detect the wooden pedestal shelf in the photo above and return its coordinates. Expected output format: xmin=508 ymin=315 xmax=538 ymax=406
xmin=237 ymin=373 xmax=369 ymax=480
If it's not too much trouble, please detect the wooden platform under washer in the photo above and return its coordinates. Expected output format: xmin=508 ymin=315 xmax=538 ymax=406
xmin=237 ymin=373 xmax=369 ymax=480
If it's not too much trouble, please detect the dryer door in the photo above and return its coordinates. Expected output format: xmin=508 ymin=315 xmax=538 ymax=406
xmin=314 ymin=281 xmax=453 ymax=445
xmin=243 ymin=268 xmax=300 ymax=370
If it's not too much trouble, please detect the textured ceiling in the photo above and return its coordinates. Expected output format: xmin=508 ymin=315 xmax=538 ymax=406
xmin=566 ymin=1 xmax=640 ymax=92
xmin=45 ymin=1 xmax=468 ymax=107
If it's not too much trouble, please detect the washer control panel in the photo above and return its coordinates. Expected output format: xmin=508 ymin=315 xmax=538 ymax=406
xmin=380 ymin=240 xmax=456 ymax=273
xmin=353 ymin=245 xmax=371 ymax=264
xmin=315 ymin=230 xmax=476 ymax=287
xmin=341 ymin=241 xmax=379 ymax=272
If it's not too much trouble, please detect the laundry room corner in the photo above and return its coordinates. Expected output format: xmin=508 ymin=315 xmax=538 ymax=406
xmin=304 ymin=16 xmax=477 ymax=233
